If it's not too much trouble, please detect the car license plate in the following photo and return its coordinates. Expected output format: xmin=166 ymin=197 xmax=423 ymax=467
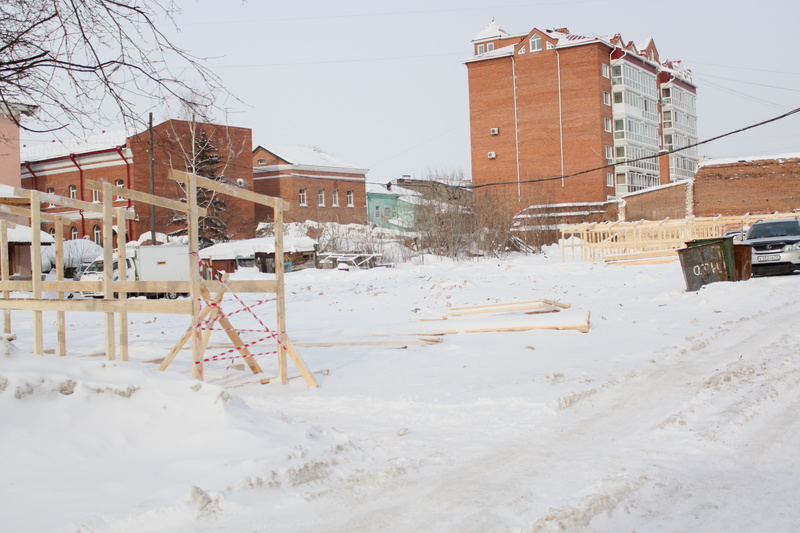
xmin=757 ymin=255 xmax=780 ymax=262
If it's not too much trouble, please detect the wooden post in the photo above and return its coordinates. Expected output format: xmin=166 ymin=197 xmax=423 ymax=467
xmin=274 ymin=207 xmax=288 ymax=384
xmin=102 ymin=187 xmax=115 ymax=361
xmin=114 ymin=201 xmax=129 ymax=362
xmin=54 ymin=217 xmax=66 ymax=356
xmin=30 ymin=191 xmax=43 ymax=355
xmin=0 ymin=220 xmax=10 ymax=335
xmin=186 ymin=171 xmax=204 ymax=380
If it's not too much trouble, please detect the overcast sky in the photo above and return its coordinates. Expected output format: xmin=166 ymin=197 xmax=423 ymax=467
xmin=22 ymin=0 xmax=800 ymax=182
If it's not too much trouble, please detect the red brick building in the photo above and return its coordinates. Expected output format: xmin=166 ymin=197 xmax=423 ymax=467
xmin=253 ymin=145 xmax=368 ymax=224
xmin=20 ymin=119 xmax=256 ymax=243
xmin=465 ymin=20 xmax=698 ymax=209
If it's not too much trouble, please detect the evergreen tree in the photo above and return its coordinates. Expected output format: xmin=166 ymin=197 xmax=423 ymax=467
xmin=172 ymin=128 xmax=230 ymax=243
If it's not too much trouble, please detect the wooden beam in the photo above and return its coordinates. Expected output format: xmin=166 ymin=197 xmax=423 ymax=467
xmin=0 ymin=220 xmax=10 ymax=335
xmin=12 ymin=187 xmax=136 ymax=219
xmin=0 ymin=298 xmax=192 ymax=313
xmin=168 ymin=169 xmax=290 ymax=212
xmin=85 ymin=179 xmax=208 ymax=217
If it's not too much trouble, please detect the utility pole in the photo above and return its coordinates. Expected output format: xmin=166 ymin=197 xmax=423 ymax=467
xmin=149 ymin=113 xmax=156 ymax=245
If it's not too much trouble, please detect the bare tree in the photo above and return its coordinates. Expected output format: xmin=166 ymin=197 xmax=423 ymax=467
xmin=0 ymin=0 xmax=224 ymax=135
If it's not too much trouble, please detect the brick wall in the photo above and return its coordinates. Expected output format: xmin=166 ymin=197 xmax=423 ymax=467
xmin=623 ymin=181 xmax=690 ymax=220
xmin=127 ymin=119 xmax=257 ymax=240
xmin=254 ymin=174 xmax=367 ymax=225
xmin=693 ymin=157 xmax=800 ymax=216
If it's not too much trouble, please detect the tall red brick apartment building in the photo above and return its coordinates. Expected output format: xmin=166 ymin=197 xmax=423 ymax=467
xmin=465 ymin=20 xmax=698 ymax=208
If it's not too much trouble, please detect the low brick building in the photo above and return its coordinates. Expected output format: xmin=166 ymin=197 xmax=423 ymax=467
xmin=20 ymin=119 xmax=257 ymax=243
xmin=252 ymin=145 xmax=368 ymax=224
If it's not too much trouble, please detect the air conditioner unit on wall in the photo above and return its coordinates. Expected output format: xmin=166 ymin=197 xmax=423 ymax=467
xmin=490 ymin=127 xmax=499 ymax=135
xmin=487 ymin=152 xmax=496 ymax=159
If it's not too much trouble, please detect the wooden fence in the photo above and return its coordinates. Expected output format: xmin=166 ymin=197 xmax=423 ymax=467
xmin=560 ymin=212 xmax=798 ymax=263
xmin=0 ymin=170 xmax=317 ymax=387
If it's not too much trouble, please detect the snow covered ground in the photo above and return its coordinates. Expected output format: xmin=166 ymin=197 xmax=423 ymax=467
xmin=2 ymin=248 xmax=799 ymax=532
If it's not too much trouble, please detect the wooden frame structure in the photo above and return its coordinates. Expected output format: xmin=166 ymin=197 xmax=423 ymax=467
xmin=560 ymin=212 xmax=798 ymax=263
xmin=0 ymin=170 xmax=317 ymax=387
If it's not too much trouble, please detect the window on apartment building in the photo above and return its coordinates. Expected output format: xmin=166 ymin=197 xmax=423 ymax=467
xmin=613 ymin=92 xmax=623 ymax=104
xmin=529 ymin=34 xmax=542 ymax=52
xmin=70 ymin=226 xmax=78 ymax=240
xmin=605 ymin=145 xmax=613 ymax=161
xmin=611 ymin=65 xmax=622 ymax=85
xmin=604 ymin=118 xmax=612 ymax=132
xmin=115 ymin=179 xmax=124 ymax=200
xmin=614 ymin=119 xmax=625 ymax=139
xmin=92 ymin=189 xmax=100 ymax=203
xmin=93 ymin=225 xmax=101 ymax=245
xmin=518 ymin=45 xmax=526 ymax=54
xmin=606 ymin=173 xmax=614 ymax=187
xmin=663 ymin=110 xmax=672 ymax=128
xmin=602 ymin=64 xmax=610 ymax=78
xmin=299 ymin=188 xmax=307 ymax=206
xmin=317 ymin=189 xmax=325 ymax=207
xmin=47 ymin=188 xmax=55 ymax=207
xmin=664 ymin=134 xmax=674 ymax=150
xmin=332 ymin=189 xmax=339 ymax=207
xmin=603 ymin=91 xmax=611 ymax=106
xmin=487 ymin=43 xmax=494 ymax=51
xmin=69 ymin=185 xmax=77 ymax=199
xmin=615 ymin=146 xmax=626 ymax=161
xmin=346 ymin=190 xmax=354 ymax=207
xmin=477 ymin=44 xmax=485 ymax=54
xmin=546 ymin=42 xmax=555 ymax=50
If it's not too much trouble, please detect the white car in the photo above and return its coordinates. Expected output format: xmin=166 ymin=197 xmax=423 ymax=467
xmin=743 ymin=218 xmax=800 ymax=276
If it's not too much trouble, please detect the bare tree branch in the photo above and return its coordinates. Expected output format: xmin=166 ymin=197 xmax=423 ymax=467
xmin=0 ymin=0 xmax=227 ymax=135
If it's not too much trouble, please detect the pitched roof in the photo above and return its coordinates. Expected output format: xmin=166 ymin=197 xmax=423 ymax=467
xmin=256 ymin=145 xmax=368 ymax=173
xmin=20 ymin=130 xmax=130 ymax=163
xmin=473 ymin=19 xmax=510 ymax=42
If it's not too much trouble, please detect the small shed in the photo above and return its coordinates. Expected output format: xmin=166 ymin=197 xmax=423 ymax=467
xmin=2 ymin=222 xmax=55 ymax=279
xmin=199 ymin=236 xmax=317 ymax=274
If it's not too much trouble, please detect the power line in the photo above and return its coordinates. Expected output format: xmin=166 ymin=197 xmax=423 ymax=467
xmin=462 ymin=106 xmax=800 ymax=191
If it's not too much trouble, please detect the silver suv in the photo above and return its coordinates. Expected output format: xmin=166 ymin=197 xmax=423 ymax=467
xmin=744 ymin=217 xmax=800 ymax=275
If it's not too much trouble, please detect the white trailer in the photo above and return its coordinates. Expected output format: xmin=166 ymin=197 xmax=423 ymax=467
xmin=80 ymin=244 xmax=191 ymax=299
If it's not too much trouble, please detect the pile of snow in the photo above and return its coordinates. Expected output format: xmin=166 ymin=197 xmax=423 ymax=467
xmin=2 ymin=249 xmax=800 ymax=531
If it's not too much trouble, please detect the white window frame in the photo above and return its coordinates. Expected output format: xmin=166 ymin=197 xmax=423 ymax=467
xmin=69 ymin=185 xmax=77 ymax=200
xmin=605 ymin=145 xmax=613 ymax=161
xmin=70 ymin=226 xmax=78 ymax=240
xmin=93 ymin=225 xmax=101 ymax=245
xmin=346 ymin=190 xmax=354 ymax=207
xmin=47 ymin=188 xmax=56 ymax=207
xmin=299 ymin=188 xmax=307 ymax=206
xmin=529 ymin=34 xmax=542 ymax=52
xmin=477 ymin=44 xmax=485 ymax=54
xmin=606 ymin=172 xmax=614 ymax=187
xmin=602 ymin=63 xmax=610 ymax=78
xmin=331 ymin=189 xmax=339 ymax=207
xmin=604 ymin=117 xmax=612 ymax=132
xmin=115 ymin=179 xmax=125 ymax=200
xmin=603 ymin=91 xmax=611 ymax=106
xmin=317 ymin=189 xmax=325 ymax=207
xmin=487 ymin=43 xmax=494 ymax=52
xmin=92 ymin=189 xmax=100 ymax=203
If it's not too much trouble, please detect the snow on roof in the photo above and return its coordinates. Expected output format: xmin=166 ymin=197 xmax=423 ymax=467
xmin=5 ymin=224 xmax=54 ymax=244
xmin=260 ymin=145 xmax=366 ymax=172
xmin=698 ymin=153 xmax=800 ymax=168
xmin=473 ymin=19 xmax=510 ymax=42
xmin=20 ymin=130 xmax=130 ymax=163
xmin=199 ymin=236 xmax=317 ymax=260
